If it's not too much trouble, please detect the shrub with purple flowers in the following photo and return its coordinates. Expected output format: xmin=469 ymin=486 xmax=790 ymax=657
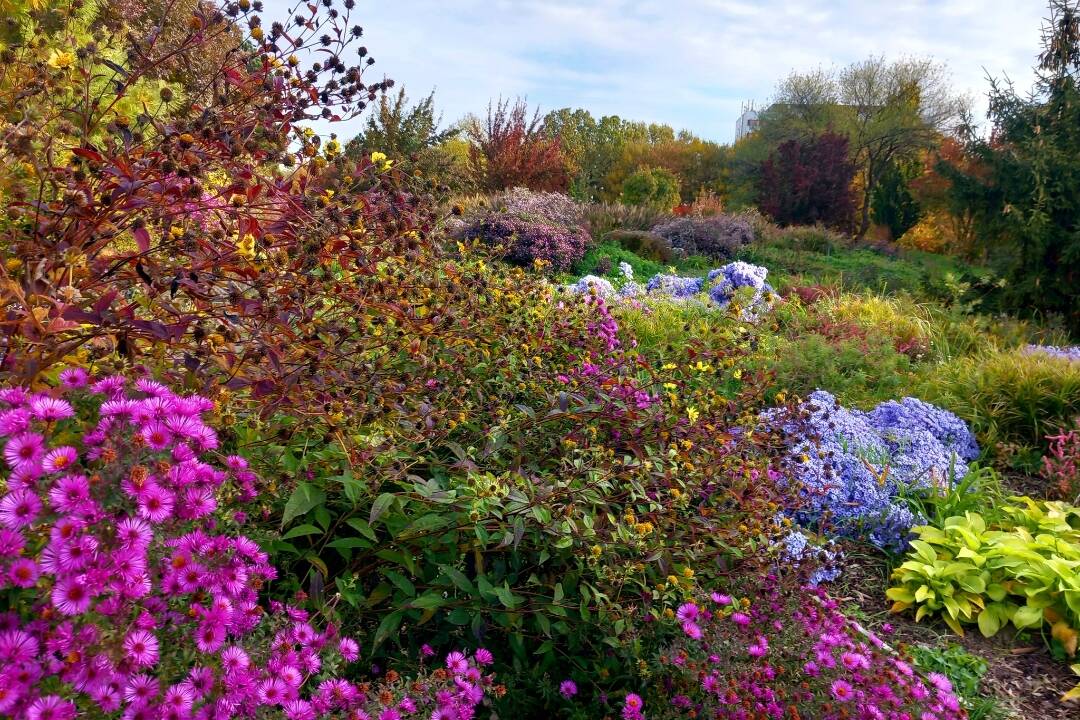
xmin=628 ymin=579 xmax=966 ymax=719
xmin=706 ymin=262 xmax=776 ymax=322
xmin=651 ymin=215 xmax=754 ymax=261
xmin=489 ymin=187 xmax=586 ymax=229
xmin=468 ymin=213 xmax=590 ymax=271
xmin=773 ymin=390 xmax=979 ymax=549
xmin=0 ymin=373 xmax=497 ymax=720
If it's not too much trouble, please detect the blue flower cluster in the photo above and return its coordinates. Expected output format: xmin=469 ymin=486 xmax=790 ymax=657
xmin=1023 ymin=344 xmax=1080 ymax=362
xmin=776 ymin=390 xmax=979 ymax=550
xmin=645 ymin=273 xmax=705 ymax=298
xmin=566 ymin=275 xmax=616 ymax=298
xmin=566 ymin=262 xmax=776 ymax=320
xmin=777 ymin=528 xmax=843 ymax=586
xmin=706 ymin=261 xmax=775 ymax=321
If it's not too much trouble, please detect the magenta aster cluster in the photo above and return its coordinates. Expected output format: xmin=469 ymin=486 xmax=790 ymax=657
xmin=635 ymin=580 xmax=965 ymax=720
xmin=0 ymin=371 xmax=496 ymax=720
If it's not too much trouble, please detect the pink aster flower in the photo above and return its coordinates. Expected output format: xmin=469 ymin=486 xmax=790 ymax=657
xmin=338 ymin=637 xmax=360 ymax=662
xmin=8 ymin=557 xmax=39 ymax=588
xmin=831 ymin=679 xmax=854 ymax=702
xmin=4 ymin=432 xmax=45 ymax=470
xmin=473 ymin=648 xmax=493 ymax=666
xmin=676 ymin=602 xmax=699 ymax=623
xmin=730 ymin=611 xmax=751 ymax=627
xmin=124 ymin=675 xmax=160 ymax=707
xmin=29 ymin=397 xmax=74 ymax=422
xmin=445 ymin=651 xmax=468 ymax=675
xmin=682 ymin=621 xmax=703 ymax=639
xmin=124 ymin=630 xmax=160 ymax=668
xmin=927 ymin=672 xmax=953 ymax=693
xmin=25 ymin=695 xmax=75 ymax=720
xmin=140 ymin=422 xmax=173 ymax=451
xmin=42 ymin=446 xmax=78 ymax=474
xmin=0 ymin=408 xmax=31 ymax=436
xmin=58 ymin=368 xmax=90 ymax=389
xmin=0 ymin=489 xmax=41 ymax=529
xmin=51 ymin=576 xmax=92 ymax=615
xmin=48 ymin=474 xmax=91 ymax=514
xmin=559 ymin=680 xmax=578 ymax=699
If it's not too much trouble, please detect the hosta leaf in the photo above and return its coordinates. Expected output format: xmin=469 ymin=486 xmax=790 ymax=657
xmin=977 ymin=608 xmax=1001 ymax=637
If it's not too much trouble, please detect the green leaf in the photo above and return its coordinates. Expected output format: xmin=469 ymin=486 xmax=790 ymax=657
xmin=383 ymin=570 xmax=416 ymax=598
xmin=494 ymin=584 xmax=520 ymax=608
xmin=281 ymin=482 xmax=326 ymax=528
xmin=282 ymin=523 xmax=322 ymax=540
xmin=372 ymin=610 xmax=404 ymax=648
xmin=1012 ymin=605 xmax=1044 ymax=629
xmin=409 ymin=592 xmax=447 ymax=610
xmin=553 ymin=583 xmax=564 ymax=603
xmin=346 ymin=518 xmax=378 ymax=541
xmin=440 ymin=566 xmax=476 ymax=594
xmin=369 ymin=493 xmax=397 ymax=525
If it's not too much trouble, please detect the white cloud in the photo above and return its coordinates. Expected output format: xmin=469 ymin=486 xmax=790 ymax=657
xmin=260 ymin=0 xmax=1049 ymax=143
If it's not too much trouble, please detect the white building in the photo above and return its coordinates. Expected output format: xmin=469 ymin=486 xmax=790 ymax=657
xmin=735 ymin=102 xmax=760 ymax=142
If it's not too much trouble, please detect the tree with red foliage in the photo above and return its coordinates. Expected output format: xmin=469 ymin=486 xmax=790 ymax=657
xmin=466 ymin=98 xmax=570 ymax=192
xmin=758 ymin=132 xmax=856 ymax=231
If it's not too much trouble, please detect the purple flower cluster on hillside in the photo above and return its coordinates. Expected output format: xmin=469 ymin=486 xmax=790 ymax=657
xmin=472 ymin=214 xmax=590 ymax=272
xmin=776 ymin=390 xmax=979 ymax=550
xmin=1023 ymin=344 xmax=1080 ymax=362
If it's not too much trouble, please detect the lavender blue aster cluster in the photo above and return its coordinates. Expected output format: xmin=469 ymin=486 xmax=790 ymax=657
xmin=706 ymin=261 xmax=775 ymax=321
xmin=565 ymin=275 xmax=616 ymax=298
xmin=645 ymin=274 xmax=705 ymax=298
xmin=1022 ymin=344 xmax=1080 ymax=362
xmin=867 ymin=397 xmax=980 ymax=464
xmin=565 ymin=261 xmax=776 ymax=319
xmin=777 ymin=528 xmax=843 ymax=586
xmin=778 ymin=390 xmax=979 ymax=550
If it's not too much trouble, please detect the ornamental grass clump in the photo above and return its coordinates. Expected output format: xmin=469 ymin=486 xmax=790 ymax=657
xmin=773 ymin=390 xmax=979 ymax=550
xmin=627 ymin=579 xmax=965 ymax=719
xmin=0 ymin=372 xmax=496 ymax=719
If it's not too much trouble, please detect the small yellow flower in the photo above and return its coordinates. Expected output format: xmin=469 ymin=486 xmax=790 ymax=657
xmin=663 ymin=382 xmax=677 ymax=390
xmin=686 ymin=406 xmax=699 ymax=424
xmin=47 ymin=50 xmax=76 ymax=70
xmin=663 ymin=607 xmax=675 ymax=618
xmin=733 ymin=369 xmax=743 ymax=380
xmin=662 ymin=363 xmax=677 ymax=370
xmin=666 ymin=574 xmax=679 ymax=586
xmin=682 ymin=567 xmax=694 ymax=579
xmin=370 ymin=151 xmax=393 ymax=170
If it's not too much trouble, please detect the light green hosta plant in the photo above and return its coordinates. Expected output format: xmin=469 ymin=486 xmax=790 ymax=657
xmin=887 ymin=498 xmax=1080 ymax=701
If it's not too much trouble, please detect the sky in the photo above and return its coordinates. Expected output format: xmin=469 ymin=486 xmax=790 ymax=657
xmin=261 ymin=0 xmax=1051 ymax=144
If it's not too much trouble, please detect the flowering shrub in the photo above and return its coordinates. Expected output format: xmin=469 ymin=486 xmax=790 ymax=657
xmin=706 ymin=262 xmax=776 ymax=322
xmin=1042 ymin=418 xmax=1080 ymax=501
xmin=0 ymin=373 xmax=497 ymax=719
xmin=651 ymin=215 xmax=754 ymax=260
xmin=774 ymin=390 xmax=979 ymax=549
xmin=644 ymin=274 xmax=705 ymax=299
xmin=627 ymin=580 xmax=965 ymax=719
xmin=467 ymin=214 xmax=590 ymax=271
xmin=489 ymin=187 xmax=585 ymax=228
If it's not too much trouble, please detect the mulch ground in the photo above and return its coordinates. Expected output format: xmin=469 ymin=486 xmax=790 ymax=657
xmin=834 ymin=546 xmax=1078 ymax=720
